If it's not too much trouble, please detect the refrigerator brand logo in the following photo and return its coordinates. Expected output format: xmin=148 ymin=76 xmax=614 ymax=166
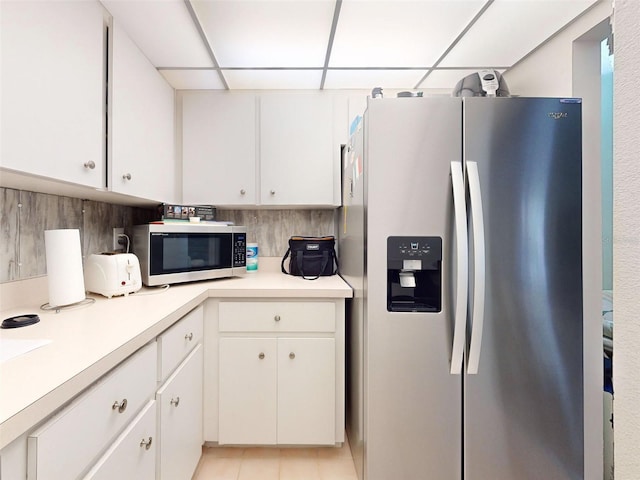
xmin=548 ymin=112 xmax=568 ymax=120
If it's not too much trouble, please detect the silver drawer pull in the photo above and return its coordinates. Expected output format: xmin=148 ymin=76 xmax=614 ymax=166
xmin=84 ymin=160 xmax=95 ymax=169
xmin=123 ymin=173 xmax=132 ymax=181
xmin=274 ymin=315 xmax=281 ymax=322
xmin=140 ymin=437 xmax=153 ymax=450
xmin=240 ymin=189 xmax=246 ymax=195
xmin=184 ymin=332 xmax=194 ymax=341
xmin=289 ymin=352 xmax=296 ymax=359
xmin=270 ymin=189 xmax=276 ymax=195
xmin=170 ymin=396 xmax=180 ymax=407
xmin=259 ymin=352 xmax=265 ymax=359
xmin=112 ymin=398 xmax=128 ymax=413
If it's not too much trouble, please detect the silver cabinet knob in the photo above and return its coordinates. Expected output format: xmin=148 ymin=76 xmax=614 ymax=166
xmin=122 ymin=173 xmax=132 ymax=181
xmin=184 ymin=332 xmax=193 ymax=341
xmin=240 ymin=189 xmax=246 ymax=195
xmin=274 ymin=315 xmax=281 ymax=322
xmin=140 ymin=437 xmax=153 ymax=450
xmin=270 ymin=189 xmax=276 ymax=195
xmin=289 ymin=352 xmax=296 ymax=359
xmin=258 ymin=352 xmax=265 ymax=359
xmin=112 ymin=398 xmax=128 ymax=413
xmin=84 ymin=161 xmax=96 ymax=170
xmin=170 ymin=396 xmax=180 ymax=407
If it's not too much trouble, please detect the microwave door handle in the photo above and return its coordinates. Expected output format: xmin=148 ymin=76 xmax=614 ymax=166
xmin=466 ymin=161 xmax=485 ymax=375
xmin=450 ymin=161 xmax=468 ymax=375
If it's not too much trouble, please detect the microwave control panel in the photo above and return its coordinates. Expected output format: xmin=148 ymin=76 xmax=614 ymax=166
xmin=233 ymin=233 xmax=247 ymax=267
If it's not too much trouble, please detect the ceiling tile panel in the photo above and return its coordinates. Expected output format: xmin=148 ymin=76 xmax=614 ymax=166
xmin=159 ymin=69 xmax=227 ymax=89
xmin=438 ymin=0 xmax=599 ymax=67
xmin=191 ymin=0 xmax=336 ymax=68
xmin=324 ymin=69 xmax=428 ymax=89
xmin=329 ymin=0 xmax=486 ymax=68
xmin=223 ymin=69 xmax=324 ymax=89
xmin=100 ymin=0 xmax=214 ymax=67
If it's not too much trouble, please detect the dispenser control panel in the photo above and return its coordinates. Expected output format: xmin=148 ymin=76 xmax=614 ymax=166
xmin=387 ymin=236 xmax=442 ymax=271
xmin=387 ymin=236 xmax=442 ymax=313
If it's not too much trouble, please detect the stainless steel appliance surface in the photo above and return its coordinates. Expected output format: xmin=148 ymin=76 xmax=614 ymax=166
xmin=339 ymin=96 xmax=594 ymax=480
xmin=133 ymin=223 xmax=246 ymax=286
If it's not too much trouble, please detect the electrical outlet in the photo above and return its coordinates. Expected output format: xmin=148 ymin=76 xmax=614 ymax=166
xmin=113 ymin=227 xmax=124 ymax=251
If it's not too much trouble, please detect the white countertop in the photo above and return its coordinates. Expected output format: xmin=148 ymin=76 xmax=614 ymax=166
xmin=0 ymin=258 xmax=352 ymax=449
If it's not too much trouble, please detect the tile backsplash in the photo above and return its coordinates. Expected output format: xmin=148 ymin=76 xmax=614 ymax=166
xmin=0 ymin=188 xmax=156 ymax=283
xmin=0 ymin=187 xmax=337 ymax=283
xmin=217 ymin=209 xmax=337 ymax=258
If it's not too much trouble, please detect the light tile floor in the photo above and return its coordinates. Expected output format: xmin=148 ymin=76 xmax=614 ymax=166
xmin=192 ymin=436 xmax=358 ymax=480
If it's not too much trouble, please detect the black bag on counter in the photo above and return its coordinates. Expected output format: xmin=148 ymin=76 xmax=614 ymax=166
xmin=281 ymin=236 xmax=339 ymax=280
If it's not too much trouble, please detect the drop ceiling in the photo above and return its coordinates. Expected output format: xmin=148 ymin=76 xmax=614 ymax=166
xmin=100 ymin=0 xmax=601 ymax=92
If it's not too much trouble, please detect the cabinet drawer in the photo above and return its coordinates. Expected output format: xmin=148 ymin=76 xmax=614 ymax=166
xmin=82 ymin=400 xmax=156 ymax=480
xmin=219 ymin=302 xmax=335 ymax=333
xmin=27 ymin=342 xmax=157 ymax=480
xmin=158 ymin=305 xmax=203 ymax=382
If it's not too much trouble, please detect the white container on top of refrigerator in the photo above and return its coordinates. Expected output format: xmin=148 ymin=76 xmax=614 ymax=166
xmin=339 ymin=95 xmax=599 ymax=480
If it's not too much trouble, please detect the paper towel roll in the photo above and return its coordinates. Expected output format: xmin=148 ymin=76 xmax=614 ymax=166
xmin=45 ymin=229 xmax=86 ymax=307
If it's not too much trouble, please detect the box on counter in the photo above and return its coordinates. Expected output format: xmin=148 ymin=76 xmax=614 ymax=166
xmin=155 ymin=204 xmax=217 ymax=221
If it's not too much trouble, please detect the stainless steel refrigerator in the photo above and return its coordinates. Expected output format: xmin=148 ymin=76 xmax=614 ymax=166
xmin=340 ymin=96 xmax=589 ymax=480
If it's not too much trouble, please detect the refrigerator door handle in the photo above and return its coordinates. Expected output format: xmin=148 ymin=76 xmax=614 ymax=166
xmin=466 ymin=161 xmax=486 ymax=375
xmin=450 ymin=161 xmax=468 ymax=375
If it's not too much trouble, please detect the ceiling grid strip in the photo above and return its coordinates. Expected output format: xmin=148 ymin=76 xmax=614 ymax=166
xmin=414 ymin=0 xmax=495 ymax=89
xmin=183 ymin=0 xmax=229 ymax=89
xmin=320 ymin=0 xmax=343 ymax=90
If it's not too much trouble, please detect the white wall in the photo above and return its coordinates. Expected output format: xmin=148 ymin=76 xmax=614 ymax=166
xmin=504 ymin=1 xmax=612 ymax=97
xmin=613 ymin=0 xmax=640 ymax=478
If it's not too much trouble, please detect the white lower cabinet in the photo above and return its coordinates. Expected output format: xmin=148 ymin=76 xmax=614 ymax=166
xmin=83 ymin=400 xmax=157 ymax=480
xmin=218 ymin=337 xmax=335 ymax=445
xmin=156 ymin=344 xmax=204 ymax=480
xmin=27 ymin=342 xmax=157 ymax=480
xmin=21 ymin=306 xmax=205 ymax=480
xmin=214 ymin=300 xmax=343 ymax=446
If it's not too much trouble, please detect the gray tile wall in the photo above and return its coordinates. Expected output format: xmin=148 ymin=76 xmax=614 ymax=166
xmin=0 ymin=187 xmax=155 ymax=283
xmin=0 ymin=187 xmax=338 ymax=283
xmin=216 ymin=209 xmax=337 ymax=258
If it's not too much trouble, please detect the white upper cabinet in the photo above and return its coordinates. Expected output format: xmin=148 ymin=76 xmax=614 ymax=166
xmin=0 ymin=0 xmax=106 ymax=188
xmin=109 ymin=20 xmax=177 ymax=203
xmin=180 ymin=92 xmax=344 ymax=208
xmin=259 ymin=94 xmax=336 ymax=206
xmin=182 ymin=92 xmax=257 ymax=206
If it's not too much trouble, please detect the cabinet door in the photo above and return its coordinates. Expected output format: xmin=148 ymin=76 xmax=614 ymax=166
xmin=218 ymin=338 xmax=277 ymax=445
xmin=182 ymin=92 xmax=257 ymax=205
xmin=0 ymin=1 xmax=105 ymax=188
xmin=156 ymin=345 xmax=203 ymax=480
xmin=83 ymin=401 xmax=157 ymax=480
xmin=259 ymin=94 xmax=335 ymax=206
xmin=110 ymin=20 xmax=177 ymax=203
xmin=277 ymin=338 xmax=336 ymax=445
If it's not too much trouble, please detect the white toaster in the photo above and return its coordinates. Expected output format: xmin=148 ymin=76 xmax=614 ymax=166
xmin=84 ymin=253 xmax=142 ymax=298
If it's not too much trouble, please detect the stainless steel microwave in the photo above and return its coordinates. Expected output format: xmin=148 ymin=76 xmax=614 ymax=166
xmin=133 ymin=224 xmax=246 ymax=286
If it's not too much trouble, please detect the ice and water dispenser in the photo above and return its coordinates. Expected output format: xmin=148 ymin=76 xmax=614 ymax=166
xmin=387 ymin=236 xmax=442 ymax=312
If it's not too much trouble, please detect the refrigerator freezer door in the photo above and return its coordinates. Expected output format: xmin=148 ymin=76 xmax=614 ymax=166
xmin=463 ymin=97 xmax=583 ymax=480
xmin=365 ymin=97 xmax=462 ymax=480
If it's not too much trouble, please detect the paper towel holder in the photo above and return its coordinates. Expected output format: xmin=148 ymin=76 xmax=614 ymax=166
xmin=42 ymin=229 xmax=95 ymax=313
